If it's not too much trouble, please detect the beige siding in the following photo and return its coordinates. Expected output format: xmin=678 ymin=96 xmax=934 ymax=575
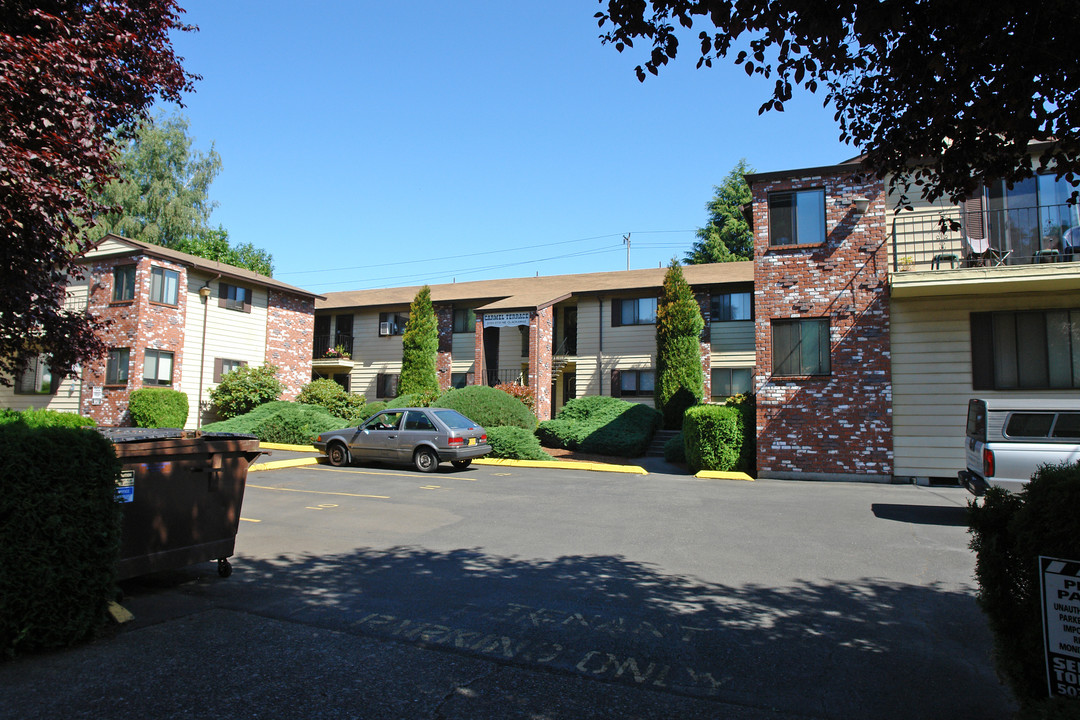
xmin=349 ymin=309 xmax=406 ymax=399
xmin=891 ymin=290 xmax=1080 ymax=478
xmin=84 ymin=237 xmax=133 ymax=258
xmin=180 ymin=273 xmax=269 ymax=428
xmin=710 ymin=321 xmax=755 ymax=365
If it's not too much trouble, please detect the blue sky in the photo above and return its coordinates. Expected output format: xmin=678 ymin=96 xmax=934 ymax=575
xmin=166 ymin=2 xmax=852 ymax=292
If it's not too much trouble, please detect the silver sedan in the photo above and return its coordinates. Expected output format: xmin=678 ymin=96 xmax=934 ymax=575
xmin=313 ymin=407 xmax=491 ymax=472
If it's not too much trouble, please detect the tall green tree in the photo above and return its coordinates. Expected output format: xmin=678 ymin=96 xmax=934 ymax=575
xmin=399 ymin=286 xmax=439 ymax=397
xmin=655 ymin=259 xmax=705 ymax=430
xmin=686 ymin=159 xmax=754 ymax=263
xmin=88 ymin=113 xmax=274 ymax=275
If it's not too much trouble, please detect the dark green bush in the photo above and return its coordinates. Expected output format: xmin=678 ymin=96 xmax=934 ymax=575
xmin=203 ymin=401 xmax=349 ymax=444
xmin=360 ymin=401 xmax=390 ymax=420
xmin=683 ymin=404 xmax=746 ymax=473
xmin=969 ymin=461 xmax=1080 ymax=706
xmin=0 ymin=425 xmax=121 ymax=656
xmin=393 ymin=389 xmax=443 ymax=408
xmin=537 ymin=396 xmax=661 ymax=457
xmin=664 ymin=431 xmax=686 ymax=463
xmin=0 ymin=408 xmax=96 ymax=428
xmin=485 ymin=426 xmax=553 ymax=460
xmin=433 ymin=385 xmax=537 ymax=430
xmin=297 ymin=379 xmax=368 ymax=424
xmin=128 ymin=388 xmax=188 ymax=428
xmin=208 ymin=364 xmax=283 ymax=420
xmin=655 ymin=260 xmax=705 ymax=430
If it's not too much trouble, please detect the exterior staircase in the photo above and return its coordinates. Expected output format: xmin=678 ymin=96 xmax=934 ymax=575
xmin=646 ymin=429 xmax=680 ymax=458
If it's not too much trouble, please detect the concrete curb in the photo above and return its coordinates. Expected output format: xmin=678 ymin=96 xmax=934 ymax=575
xmin=259 ymin=442 xmax=320 ymax=452
xmin=250 ymin=457 xmax=320 ymax=471
xmin=694 ymin=470 xmax=755 ymax=482
xmin=474 ymin=458 xmax=648 ymax=475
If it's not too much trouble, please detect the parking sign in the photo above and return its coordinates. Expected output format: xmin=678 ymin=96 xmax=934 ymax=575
xmin=1040 ymin=557 xmax=1080 ymax=698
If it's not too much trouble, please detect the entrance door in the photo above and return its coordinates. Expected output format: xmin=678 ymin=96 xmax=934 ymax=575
xmin=483 ymin=326 xmax=500 ymax=386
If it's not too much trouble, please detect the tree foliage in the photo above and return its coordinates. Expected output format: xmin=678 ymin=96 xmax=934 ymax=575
xmin=654 ymin=259 xmax=704 ymax=429
xmin=686 ymin=159 xmax=754 ymax=263
xmin=399 ymin=286 xmax=439 ymax=397
xmin=0 ymin=1 xmax=193 ymax=386
xmin=87 ymin=114 xmax=275 ymax=275
xmin=596 ymin=0 xmax=1080 ymax=206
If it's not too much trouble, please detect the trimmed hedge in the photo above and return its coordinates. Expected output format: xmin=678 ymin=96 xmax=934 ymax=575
xmin=664 ymin=431 xmax=686 ymax=463
xmin=0 ymin=425 xmax=121 ymax=656
xmin=297 ymin=379 xmax=368 ymax=424
xmin=128 ymin=388 xmax=188 ymax=428
xmin=202 ymin=401 xmax=350 ymax=444
xmin=969 ymin=461 xmax=1080 ymax=708
xmin=486 ymin=426 xmax=553 ymax=460
xmin=683 ymin=404 xmax=745 ymax=473
xmin=208 ymin=364 xmax=283 ymax=420
xmin=0 ymin=408 xmax=95 ymax=428
xmin=537 ymin=396 xmax=661 ymax=457
xmin=433 ymin=385 xmax=537 ymax=430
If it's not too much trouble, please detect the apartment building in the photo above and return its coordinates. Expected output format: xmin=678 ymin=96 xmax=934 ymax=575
xmin=314 ymin=263 xmax=755 ymax=421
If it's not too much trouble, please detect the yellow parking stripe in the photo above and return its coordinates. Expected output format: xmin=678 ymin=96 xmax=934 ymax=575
xmin=301 ymin=466 xmax=415 ymax=478
xmin=247 ymin=483 xmax=389 ymax=500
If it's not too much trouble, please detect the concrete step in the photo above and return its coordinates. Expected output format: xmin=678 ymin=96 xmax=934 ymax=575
xmin=646 ymin=430 xmax=681 ymax=457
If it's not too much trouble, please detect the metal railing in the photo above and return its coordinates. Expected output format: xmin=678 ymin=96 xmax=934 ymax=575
xmin=480 ymin=368 xmax=529 ymax=387
xmin=312 ymin=334 xmax=354 ymax=360
xmin=892 ymin=203 xmax=1080 ymax=271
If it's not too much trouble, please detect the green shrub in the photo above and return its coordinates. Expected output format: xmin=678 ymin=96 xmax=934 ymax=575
xmin=664 ymin=431 xmax=686 ymax=463
xmin=485 ymin=426 xmax=553 ymax=460
xmin=0 ymin=425 xmax=121 ymax=656
xmin=654 ymin=260 xmax=705 ymax=429
xmin=297 ymin=379 xmax=368 ymax=424
xmin=0 ymin=408 xmax=95 ymax=428
xmin=208 ymin=364 xmax=283 ymax=420
xmin=969 ymin=461 xmax=1080 ymax=706
xmin=393 ymin=389 xmax=443 ymax=408
xmin=128 ymin=388 xmax=188 ymax=428
xmin=683 ymin=404 xmax=745 ymax=473
xmin=494 ymin=382 xmax=535 ymax=412
xmin=202 ymin=401 xmax=349 ymax=444
xmin=360 ymin=401 xmax=390 ymax=420
xmin=537 ymin=396 xmax=661 ymax=457
xmin=433 ymin=385 xmax=537 ymax=430
xmin=399 ymin=285 xmax=439 ymax=396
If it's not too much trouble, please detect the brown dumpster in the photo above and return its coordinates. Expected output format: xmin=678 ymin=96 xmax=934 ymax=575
xmin=99 ymin=429 xmax=263 ymax=580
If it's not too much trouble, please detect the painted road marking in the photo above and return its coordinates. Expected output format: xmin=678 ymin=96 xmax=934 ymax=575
xmin=306 ymin=503 xmax=340 ymax=511
xmin=302 ymin=466 xmax=416 ymax=479
xmin=419 ymin=485 xmax=442 ymax=490
xmin=247 ymin=483 xmax=390 ymax=500
xmin=239 ymin=517 xmax=261 ymax=523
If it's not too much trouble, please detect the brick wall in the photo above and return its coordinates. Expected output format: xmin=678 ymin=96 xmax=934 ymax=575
xmin=752 ymin=170 xmax=892 ymax=480
xmin=265 ymin=290 xmax=315 ymax=400
xmin=435 ymin=304 xmax=454 ymax=391
xmin=529 ymin=307 xmax=554 ymax=420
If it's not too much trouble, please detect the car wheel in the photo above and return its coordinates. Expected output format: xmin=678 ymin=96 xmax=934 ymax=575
xmin=327 ymin=442 xmax=350 ymax=467
xmin=451 ymin=459 xmax=471 ymax=470
xmin=414 ymin=447 xmax=439 ymax=473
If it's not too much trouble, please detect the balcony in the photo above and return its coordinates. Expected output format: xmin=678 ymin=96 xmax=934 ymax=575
xmin=312 ymin=334 xmax=354 ymax=372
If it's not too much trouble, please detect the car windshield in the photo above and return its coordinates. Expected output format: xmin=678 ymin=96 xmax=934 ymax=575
xmin=431 ymin=409 xmax=477 ymax=429
xmin=363 ymin=412 xmax=403 ymax=431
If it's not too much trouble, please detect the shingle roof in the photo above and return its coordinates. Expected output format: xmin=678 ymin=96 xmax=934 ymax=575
xmin=86 ymin=234 xmax=323 ymax=300
xmin=316 ymin=262 xmax=754 ymax=312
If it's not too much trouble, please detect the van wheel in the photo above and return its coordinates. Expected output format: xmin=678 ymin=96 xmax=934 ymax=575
xmin=327 ymin=442 xmax=350 ymax=467
xmin=451 ymin=459 xmax=471 ymax=470
xmin=414 ymin=447 xmax=439 ymax=473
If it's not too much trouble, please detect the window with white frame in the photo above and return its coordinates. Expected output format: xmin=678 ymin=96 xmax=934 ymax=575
xmin=149 ymin=266 xmax=179 ymax=305
xmin=769 ymin=189 xmax=826 ymax=246
xmin=15 ymin=356 xmax=55 ymax=395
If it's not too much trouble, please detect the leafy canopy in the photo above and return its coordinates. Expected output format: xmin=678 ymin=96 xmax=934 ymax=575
xmin=686 ymin=159 xmax=754 ymax=263
xmin=596 ymin=0 xmax=1080 ymax=206
xmin=0 ymin=1 xmax=193 ymax=385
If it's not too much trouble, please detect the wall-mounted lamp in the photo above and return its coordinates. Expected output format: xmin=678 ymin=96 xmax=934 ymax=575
xmin=851 ymin=196 xmax=870 ymax=213
xmin=198 ymin=285 xmax=212 ymax=299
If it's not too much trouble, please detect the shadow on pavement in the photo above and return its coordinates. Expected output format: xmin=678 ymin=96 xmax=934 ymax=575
xmin=871 ymin=503 xmax=970 ymax=526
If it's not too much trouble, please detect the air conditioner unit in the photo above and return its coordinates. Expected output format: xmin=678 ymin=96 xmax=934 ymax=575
xmin=379 ymin=321 xmax=391 ymax=336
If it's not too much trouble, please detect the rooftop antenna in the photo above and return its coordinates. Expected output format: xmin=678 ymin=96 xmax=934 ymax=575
xmin=622 ymin=233 xmax=631 ymax=271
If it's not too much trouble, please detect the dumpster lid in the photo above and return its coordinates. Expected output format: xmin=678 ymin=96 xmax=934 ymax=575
xmin=96 ymin=428 xmax=258 ymax=443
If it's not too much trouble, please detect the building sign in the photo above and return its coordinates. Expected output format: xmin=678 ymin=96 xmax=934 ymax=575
xmin=1040 ymin=556 xmax=1080 ymax=698
xmin=116 ymin=470 xmax=134 ymax=503
xmin=483 ymin=312 xmax=531 ymax=328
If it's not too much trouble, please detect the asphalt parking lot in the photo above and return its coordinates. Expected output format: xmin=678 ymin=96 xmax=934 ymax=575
xmin=0 ymin=457 xmax=1016 ymax=719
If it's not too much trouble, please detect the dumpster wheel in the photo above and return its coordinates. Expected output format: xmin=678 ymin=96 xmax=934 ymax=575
xmin=217 ymin=558 xmax=233 ymax=578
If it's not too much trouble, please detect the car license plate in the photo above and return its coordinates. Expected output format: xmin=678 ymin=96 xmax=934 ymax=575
xmin=468 ymin=437 xmax=476 ymax=446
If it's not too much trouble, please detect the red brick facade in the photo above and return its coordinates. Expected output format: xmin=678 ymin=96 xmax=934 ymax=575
xmin=752 ymin=170 xmax=893 ymax=480
xmin=265 ymin=290 xmax=315 ymax=401
xmin=528 ymin=307 xmax=554 ymax=420
xmin=435 ymin=304 xmax=454 ymax=391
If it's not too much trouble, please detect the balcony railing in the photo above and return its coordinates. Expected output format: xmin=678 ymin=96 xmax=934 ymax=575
xmin=892 ymin=203 xmax=1080 ymax=271
xmin=480 ymin=368 xmax=529 ymax=387
xmin=313 ymin=334 xmax=354 ymax=360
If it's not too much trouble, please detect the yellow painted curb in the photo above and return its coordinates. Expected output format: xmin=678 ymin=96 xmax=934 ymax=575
xmin=474 ymin=458 xmax=647 ymax=475
xmin=259 ymin=442 xmax=320 ymax=452
xmin=695 ymin=470 xmax=755 ymax=482
xmin=250 ymin=457 xmax=320 ymax=471
xmin=108 ymin=600 xmax=134 ymax=624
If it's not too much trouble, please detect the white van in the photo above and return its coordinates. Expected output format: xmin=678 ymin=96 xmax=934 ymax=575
xmin=960 ymin=398 xmax=1080 ymax=496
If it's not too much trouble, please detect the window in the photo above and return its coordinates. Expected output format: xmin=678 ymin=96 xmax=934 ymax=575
xmin=612 ymin=297 xmax=657 ymax=326
xmin=106 ymin=348 xmax=130 ymax=385
xmin=378 ymin=312 xmax=408 ymax=336
xmin=214 ymin=358 xmax=247 ymax=383
xmin=711 ymin=368 xmax=753 ymax=399
xmin=971 ymin=310 xmax=1080 ymax=390
xmin=453 ymin=308 xmax=476 ymax=333
xmin=711 ymin=291 xmax=752 ymax=321
xmin=772 ymin=319 xmax=831 ymax=376
xmin=219 ymin=282 xmax=251 ymax=312
xmin=113 ymin=265 xmax=136 ymax=302
xmin=403 ymin=410 xmax=437 ymax=431
xmin=520 ymin=326 xmax=530 ymax=358
xmin=1004 ymin=412 xmax=1080 ymax=440
xmin=769 ymin=189 xmax=826 ymax=246
xmin=142 ymin=349 xmax=174 ymax=386
xmin=15 ymin=356 xmax=55 ymax=395
xmin=376 ymin=372 xmax=400 ymax=398
xmin=450 ymin=372 xmax=471 ymax=389
xmin=612 ymin=369 xmax=655 ymax=397
xmin=149 ymin=266 xmax=179 ymax=305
